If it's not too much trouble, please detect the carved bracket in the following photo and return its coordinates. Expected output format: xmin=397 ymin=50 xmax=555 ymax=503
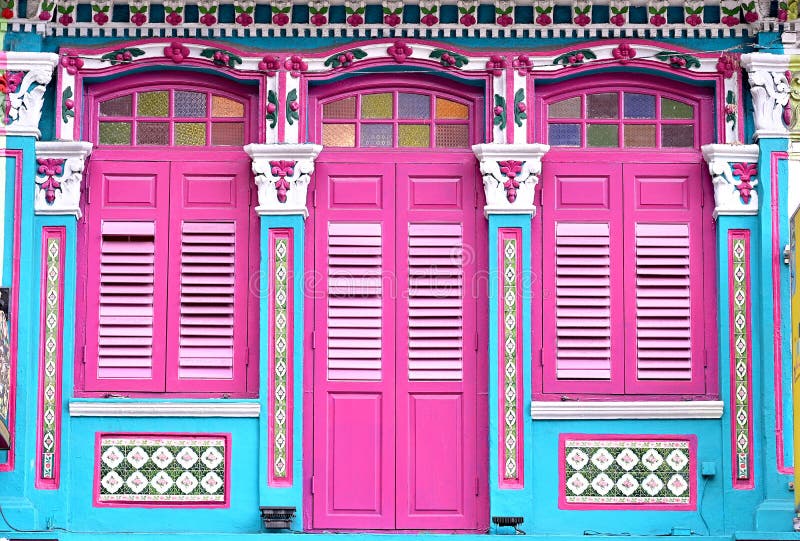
xmin=472 ymin=143 xmax=550 ymax=217
xmin=34 ymin=141 xmax=93 ymax=218
xmin=701 ymin=143 xmax=760 ymax=218
xmin=1 ymin=53 xmax=59 ymax=138
xmin=244 ymin=143 xmax=323 ymax=218
xmin=741 ymin=53 xmax=790 ymax=140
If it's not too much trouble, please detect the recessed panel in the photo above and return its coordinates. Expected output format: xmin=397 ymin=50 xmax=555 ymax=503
xmin=103 ymin=173 xmax=157 ymax=207
xmin=409 ymin=176 xmax=462 ymax=209
xmin=636 ymin=175 xmax=689 ymax=209
xmin=556 ymin=175 xmax=610 ymax=210
xmin=329 ymin=393 xmax=383 ymax=514
xmin=182 ymin=174 xmax=236 ymax=207
xmin=329 ymin=175 xmax=383 ymax=209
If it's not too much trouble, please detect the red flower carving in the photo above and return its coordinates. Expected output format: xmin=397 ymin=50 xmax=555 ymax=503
xmin=387 ymin=41 xmax=413 ymax=64
xmin=612 ymin=43 xmax=636 ymax=64
xmin=270 ymin=160 xmax=297 ymax=203
xmin=498 ymin=160 xmax=523 ymax=203
xmin=37 ymin=158 xmax=65 ymax=204
xmin=512 ymin=54 xmax=533 ymax=75
xmin=284 ymin=55 xmax=307 ymax=78
xmin=732 ymin=162 xmax=757 ymax=204
xmin=486 ymin=55 xmax=507 ymax=77
xmin=716 ymin=55 xmax=737 ymax=79
xmin=59 ymin=55 xmax=84 ymax=75
xmin=164 ymin=42 xmax=190 ymax=63
xmin=258 ymin=55 xmax=281 ymax=77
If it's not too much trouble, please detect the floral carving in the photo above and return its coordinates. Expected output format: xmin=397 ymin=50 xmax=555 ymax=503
xmin=387 ymin=41 xmax=413 ymax=64
xmin=100 ymin=47 xmax=145 ymax=65
xmin=324 ymin=48 xmax=367 ymax=69
xmin=247 ymin=144 xmax=322 ymax=217
xmin=38 ymin=0 xmax=54 ymax=20
xmin=2 ymin=62 xmax=56 ymax=135
xmin=200 ymin=48 xmax=243 ymax=68
xmin=647 ymin=0 xmax=667 ymax=26
xmin=740 ymin=0 xmax=758 ymax=23
xmin=270 ymin=160 xmax=296 ymax=203
xmin=258 ymin=55 xmax=281 ymax=77
xmin=286 ymin=89 xmax=299 ymax=126
xmin=609 ymin=0 xmax=629 ymax=26
xmin=271 ymin=0 xmax=290 ymax=25
xmin=716 ymin=55 xmax=737 ymax=79
xmin=655 ymin=51 xmax=701 ymax=70
xmin=513 ymin=54 xmax=533 ymax=75
xmin=56 ymin=0 xmax=75 ymax=25
xmin=198 ymin=0 xmax=218 ymax=25
xmin=164 ymin=42 xmax=190 ymax=63
xmin=498 ymin=160 xmax=523 ymax=202
xmin=495 ymin=0 xmax=514 ymax=26
xmin=34 ymin=142 xmax=93 ymax=217
xmin=553 ymin=49 xmax=596 ymax=67
xmin=129 ymin=0 xmax=148 ymax=25
xmin=420 ymin=0 xmax=439 ymax=26
xmin=720 ymin=0 xmax=740 ymax=26
xmin=59 ymin=55 xmax=83 ymax=75
xmin=684 ymin=0 xmax=703 ymax=25
xmin=234 ymin=0 xmax=255 ymax=26
xmin=0 ymin=71 xmax=23 ymax=124
xmin=572 ymin=0 xmax=591 ymax=25
xmin=164 ymin=0 xmax=184 ymax=24
xmin=383 ymin=0 xmax=402 ymax=26
xmin=345 ymin=0 xmax=365 ymax=26
xmin=732 ymin=163 xmax=757 ymax=204
xmin=309 ymin=0 xmax=329 ymax=25
xmin=702 ymin=144 xmax=760 ymax=218
xmin=743 ymin=56 xmax=790 ymax=137
xmin=473 ymin=144 xmax=549 ymax=216
xmin=612 ymin=43 xmax=636 ymax=64
xmin=725 ymin=90 xmax=737 ymax=130
xmin=513 ymin=89 xmax=527 ymax=128
xmin=37 ymin=159 xmax=64 ymax=204
xmin=284 ymin=55 xmax=307 ymax=78
xmin=486 ymin=55 xmax=507 ymax=77
xmin=61 ymin=87 xmax=75 ymax=124
xmin=534 ymin=0 xmax=553 ymax=25
xmin=493 ymin=94 xmax=507 ymax=131
xmin=266 ymin=90 xmax=279 ymax=129
xmin=458 ymin=1 xmax=477 ymax=26
xmin=429 ymin=49 xmax=469 ymax=69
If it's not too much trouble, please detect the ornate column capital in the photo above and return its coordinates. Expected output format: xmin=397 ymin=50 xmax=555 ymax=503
xmin=472 ymin=143 xmax=550 ymax=217
xmin=34 ymin=141 xmax=93 ymax=218
xmin=244 ymin=143 xmax=323 ymax=218
xmin=1 ymin=52 xmax=60 ymax=139
xmin=701 ymin=143 xmax=760 ymax=219
xmin=741 ymin=53 xmax=791 ymax=140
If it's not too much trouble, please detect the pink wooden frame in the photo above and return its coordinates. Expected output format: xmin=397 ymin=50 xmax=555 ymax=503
xmin=268 ymin=228 xmax=293 ymax=487
xmin=558 ymin=433 xmax=698 ymax=511
xmin=35 ymin=227 xmax=66 ymax=489
xmin=0 ymin=149 xmax=22 ymax=472
xmin=92 ymin=432 xmax=232 ymax=508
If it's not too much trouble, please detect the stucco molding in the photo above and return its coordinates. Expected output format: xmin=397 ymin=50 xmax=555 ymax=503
xmin=472 ymin=143 xmax=550 ymax=217
xmin=0 ymin=52 xmax=59 ymax=138
xmin=741 ymin=53 xmax=791 ymax=140
xmin=34 ymin=141 xmax=93 ymax=218
xmin=244 ymin=143 xmax=323 ymax=218
xmin=701 ymin=143 xmax=760 ymax=219
xmin=69 ymin=401 xmax=261 ymax=417
xmin=531 ymin=401 xmax=724 ymax=419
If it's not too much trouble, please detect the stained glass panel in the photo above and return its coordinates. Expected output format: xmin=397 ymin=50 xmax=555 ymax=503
xmin=661 ymin=98 xmax=694 ymax=120
xmin=661 ymin=124 xmax=694 ymax=148
xmin=624 ymin=93 xmax=656 ymax=119
xmin=175 ymin=91 xmax=207 ymax=118
xmin=211 ymin=123 xmax=244 ymax=146
xmin=435 ymin=98 xmax=469 ymax=120
xmin=211 ymin=96 xmax=244 ymax=118
xmin=323 ymin=97 xmax=356 ymax=119
xmin=100 ymin=95 xmax=133 ymax=117
xmin=587 ymin=124 xmax=619 ymax=147
xmin=322 ymin=123 xmax=356 ymax=147
xmin=137 ymin=122 xmax=170 ymax=145
xmin=137 ymin=91 xmax=169 ymax=117
xmin=436 ymin=124 xmax=470 ymax=148
xmin=398 ymin=124 xmax=430 ymax=147
xmin=548 ymin=124 xmax=581 ymax=146
xmin=398 ymin=93 xmax=431 ymax=119
xmin=548 ymin=97 xmax=581 ymax=119
xmin=99 ymin=122 xmax=132 ymax=145
xmin=175 ymin=122 xmax=207 ymax=146
xmin=360 ymin=124 xmax=393 ymax=147
xmin=361 ymin=93 xmax=393 ymax=119
xmin=624 ymin=124 xmax=656 ymax=148
xmin=587 ymin=93 xmax=618 ymax=119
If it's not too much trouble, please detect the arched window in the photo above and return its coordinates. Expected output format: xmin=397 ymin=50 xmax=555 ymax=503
xmin=79 ymin=74 xmax=258 ymax=397
xmin=535 ymin=75 xmax=716 ymax=398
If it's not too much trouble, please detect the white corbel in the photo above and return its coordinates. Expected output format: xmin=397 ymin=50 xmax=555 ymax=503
xmin=34 ymin=141 xmax=93 ymax=218
xmin=0 ymin=53 xmax=59 ymax=139
xmin=244 ymin=144 xmax=323 ymax=218
xmin=741 ymin=53 xmax=791 ymax=140
xmin=472 ymin=143 xmax=550 ymax=217
xmin=701 ymin=143 xmax=760 ymax=218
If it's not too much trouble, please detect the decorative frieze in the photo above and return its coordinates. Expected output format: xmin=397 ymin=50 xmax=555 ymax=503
xmin=472 ymin=143 xmax=550 ymax=217
xmin=96 ymin=434 xmax=229 ymax=505
xmin=34 ymin=141 xmax=93 ymax=218
xmin=0 ymin=52 xmax=59 ymax=138
xmin=244 ymin=144 xmax=323 ymax=218
xmin=702 ymin=144 xmax=760 ymax=218
xmin=742 ymin=53 xmax=791 ymax=139
xmin=560 ymin=435 xmax=696 ymax=509
xmin=730 ymin=231 xmax=753 ymax=488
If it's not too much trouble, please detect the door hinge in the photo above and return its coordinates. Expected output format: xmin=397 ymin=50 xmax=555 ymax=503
xmin=475 ymin=477 xmax=480 ymax=496
xmin=81 ymin=345 xmax=87 ymax=365
xmin=311 ymin=476 xmax=316 ymax=494
xmin=311 ymin=330 xmax=316 ymax=350
xmin=312 ymin=189 xmax=317 ymax=208
xmin=474 ymin=332 xmax=479 ymax=352
xmin=245 ymin=347 xmax=250 ymax=366
xmin=704 ymin=349 xmax=708 ymax=368
xmin=539 ymin=350 xmax=543 ymax=367
xmin=700 ymin=187 xmax=705 ymax=208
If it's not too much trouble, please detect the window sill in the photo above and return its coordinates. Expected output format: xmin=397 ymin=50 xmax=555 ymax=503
xmin=69 ymin=399 xmax=261 ymax=418
xmin=530 ymin=400 xmax=723 ymax=420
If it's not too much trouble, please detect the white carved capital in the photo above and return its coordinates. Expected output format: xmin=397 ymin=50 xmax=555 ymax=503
xmin=701 ymin=143 xmax=760 ymax=219
xmin=741 ymin=53 xmax=790 ymax=140
xmin=34 ymin=141 xmax=93 ymax=218
xmin=472 ymin=143 xmax=550 ymax=217
xmin=1 ymin=53 xmax=59 ymax=139
xmin=244 ymin=143 xmax=323 ymax=218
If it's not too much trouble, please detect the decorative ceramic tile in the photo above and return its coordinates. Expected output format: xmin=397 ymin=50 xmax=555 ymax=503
xmin=97 ymin=435 xmax=228 ymax=504
xmin=561 ymin=436 xmax=694 ymax=507
xmin=500 ymin=229 xmax=522 ymax=486
xmin=270 ymin=230 xmax=292 ymax=483
xmin=730 ymin=231 xmax=752 ymax=487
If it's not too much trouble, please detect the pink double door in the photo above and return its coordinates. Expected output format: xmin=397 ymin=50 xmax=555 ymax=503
xmin=310 ymin=156 xmax=486 ymax=531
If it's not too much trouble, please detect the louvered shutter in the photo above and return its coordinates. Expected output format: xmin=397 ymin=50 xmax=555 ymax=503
xmin=407 ymin=223 xmax=463 ymax=381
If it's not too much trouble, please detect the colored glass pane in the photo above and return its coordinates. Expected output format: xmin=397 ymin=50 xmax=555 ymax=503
xmin=587 ymin=93 xmax=619 ymax=119
xmin=398 ymin=93 xmax=431 ymax=119
xmin=587 ymin=124 xmax=619 ymax=147
xmin=548 ymin=97 xmax=581 ymax=119
xmin=398 ymin=124 xmax=430 ymax=147
xmin=99 ymin=122 xmax=132 ymax=145
xmin=548 ymin=124 xmax=581 ymax=147
xmin=436 ymin=124 xmax=470 ymax=148
xmin=623 ymin=93 xmax=656 ymax=119
xmin=435 ymin=98 xmax=469 ymax=120
xmin=322 ymin=123 xmax=356 ymax=147
xmin=100 ymin=95 xmax=133 ymax=117
xmin=361 ymin=93 xmax=393 ymax=119
xmin=211 ymin=123 xmax=245 ymax=146
xmin=211 ymin=95 xmax=244 ymax=118
xmin=136 ymin=122 xmax=170 ymax=145
xmin=137 ymin=91 xmax=169 ymax=117
xmin=624 ymin=124 xmax=656 ymax=148
xmin=360 ymin=124 xmax=393 ymax=147
xmin=175 ymin=122 xmax=207 ymax=146
xmin=323 ymin=97 xmax=356 ymax=119
xmin=175 ymin=91 xmax=207 ymax=118
xmin=661 ymin=98 xmax=694 ymax=119
xmin=661 ymin=124 xmax=694 ymax=148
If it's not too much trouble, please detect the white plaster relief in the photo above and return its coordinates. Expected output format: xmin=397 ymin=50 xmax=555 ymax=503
xmin=244 ymin=143 xmax=322 ymax=218
xmin=701 ymin=143 xmax=760 ymax=219
xmin=34 ymin=141 xmax=93 ymax=218
xmin=741 ymin=53 xmax=791 ymax=139
xmin=1 ymin=52 xmax=59 ymax=138
xmin=472 ymin=143 xmax=550 ymax=217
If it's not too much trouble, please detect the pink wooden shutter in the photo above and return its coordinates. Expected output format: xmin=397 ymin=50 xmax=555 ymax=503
xmin=541 ymin=162 xmax=624 ymax=394
xmin=166 ymin=161 xmax=252 ymax=394
xmin=623 ymin=163 xmax=706 ymax=394
xmin=84 ymin=161 xmax=170 ymax=392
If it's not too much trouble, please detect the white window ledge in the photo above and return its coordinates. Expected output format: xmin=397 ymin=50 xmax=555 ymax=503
xmin=69 ymin=400 xmax=260 ymax=418
xmin=531 ymin=400 xmax=724 ymax=420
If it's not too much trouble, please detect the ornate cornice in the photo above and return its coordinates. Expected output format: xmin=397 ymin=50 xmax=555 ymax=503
xmin=244 ymin=143 xmax=322 ymax=218
xmin=741 ymin=52 xmax=791 ymax=139
xmin=701 ymin=143 xmax=760 ymax=218
xmin=0 ymin=52 xmax=59 ymax=138
xmin=472 ymin=143 xmax=550 ymax=217
xmin=34 ymin=141 xmax=93 ymax=218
